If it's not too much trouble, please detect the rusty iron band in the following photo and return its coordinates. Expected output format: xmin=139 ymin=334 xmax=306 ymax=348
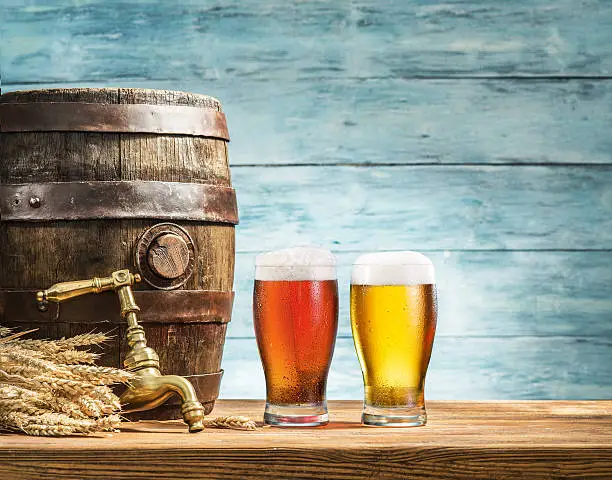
xmin=0 ymin=181 xmax=239 ymax=224
xmin=181 ymin=371 xmax=223 ymax=404
xmin=0 ymin=290 xmax=234 ymax=325
xmin=0 ymin=103 xmax=229 ymax=140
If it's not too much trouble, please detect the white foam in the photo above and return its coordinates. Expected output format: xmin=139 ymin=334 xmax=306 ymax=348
xmin=255 ymin=247 xmax=337 ymax=281
xmin=351 ymin=251 xmax=435 ymax=285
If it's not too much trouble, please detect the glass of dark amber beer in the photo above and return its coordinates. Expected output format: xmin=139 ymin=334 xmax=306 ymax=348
xmin=351 ymin=251 xmax=437 ymax=426
xmin=253 ymin=247 xmax=339 ymax=426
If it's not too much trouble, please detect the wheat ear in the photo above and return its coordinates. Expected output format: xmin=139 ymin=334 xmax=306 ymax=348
xmin=15 ymin=332 xmax=110 ymax=352
xmin=51 ymin=349 xmax=100 ymax=364
xmin=203 ymin=415 xmax=258 ymax=431
xmin=0 ymin=349 xmax=78 ymax=378
xmin=63 ymin=364 xmax=135 ymax=385
xmin=0 ymin=327 xmax=13 ymax=337
xmin=0 ymin=326 xmax=133 ymax=436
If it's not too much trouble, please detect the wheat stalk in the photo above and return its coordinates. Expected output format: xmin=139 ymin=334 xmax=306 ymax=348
xmin=91 ymin=386 xmax=122 ymax=410
xmin=64 ymin=365 xmax=135 ymax=385
xmin=41 ymin=394 xmax=89 ymax=419
xmin=53 ymin=349 xmax=100 ymax=364
xmin=0 ymin=398 xmax=49 ymax=416
xmin=95 ymin=414 xmax=122 ymax=432
xmin=76 ymin=396 xmax=105 ymax=417
xmin=0 ymin=349 xmax=77 ymax=378
xmin=0 ymin=326 xmax=130 ymax=436
xmin=0 ymin=325 xmax=259 ymax=435
xmin=0 ymin=327 xmax=13 ymax=337
xmin=0 ymin=411 xmax=116 ymax=436
xmin=0 ymin=329 xmax=37 ymax=344
xmin=13 ymin=333 xmax=110 ymax=353
xmin=1 ymin=341 xmax=100 ymax=365
xmin=21 ymin=423 xmax=74 ymax=436
xmin=0 ymin=384 xmax=37 ymax=399
xmin=204 ymin=415 xmax=258 ymax=431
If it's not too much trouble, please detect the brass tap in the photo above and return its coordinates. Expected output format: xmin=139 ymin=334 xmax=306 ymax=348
xmin=37 ymin=270 xmax=205 ymax=433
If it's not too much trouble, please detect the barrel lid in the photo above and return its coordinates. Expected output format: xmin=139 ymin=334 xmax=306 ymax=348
xmin=0 ymin=88 xmax=228 ymax=139
xmin=0 ymin=88 xmax=223 ymax=111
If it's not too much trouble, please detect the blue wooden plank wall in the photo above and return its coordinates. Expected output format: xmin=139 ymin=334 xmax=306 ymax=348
xmin=2 ymin=1 xmax=611 ymax=401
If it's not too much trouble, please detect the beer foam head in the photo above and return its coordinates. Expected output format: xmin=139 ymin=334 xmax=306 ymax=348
xmin=255 ymin=247 xmax=336 ymax=281
xmin=351 ymin=251 xmax=435 ymax=285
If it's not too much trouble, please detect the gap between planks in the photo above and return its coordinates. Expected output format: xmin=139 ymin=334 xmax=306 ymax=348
xmin=236 ymin=249 xmax=612 ymax=253
xmin=225 ymin=334 xmax=612 ymax=340
xmin=5 ymin=75 xmax=612 ymax=86
xmin=230 ymin=162 xmax=612 ymax=168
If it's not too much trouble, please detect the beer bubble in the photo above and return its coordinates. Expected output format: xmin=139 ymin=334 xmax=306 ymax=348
xmin=352 ymin=251 xmax=435 ymax=286
xmin=255 ymin=246 xmax=337 ymax=281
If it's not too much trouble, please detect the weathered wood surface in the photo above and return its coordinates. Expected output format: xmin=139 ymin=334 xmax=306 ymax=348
xmin=232 ymin=165 xmax=612 ymax=251
xmin=0 ymin=88 xmax=234 ymax=416
xmin=2 ymin=1 xmax=612 ymax=403
xmin=5 ymin=79 xmax=612 ymax=166
xmin=229 ymin=252 xmax=612 ymax=400
xmin=1 ymin=400 xmax=611 ymax=480
xmin=3 ymin=0 xmax=612 ymax=83
xmin=221 ymin=337 xmax=612 ymax=401
xmin=231 ymin=251 xmax=612 ymax=338
xmin=220 ymin=78 xmax=612 ymax=166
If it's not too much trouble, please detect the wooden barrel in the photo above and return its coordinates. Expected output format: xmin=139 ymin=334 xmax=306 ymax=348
xmin=0 ymin=88 xmax=237 ymax=419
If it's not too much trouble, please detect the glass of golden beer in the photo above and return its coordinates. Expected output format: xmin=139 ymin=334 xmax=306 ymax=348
xmin=253 ymin=247 xmax=339 ymax=426
xmin=351 ymin=251 xmax=437 ymax=426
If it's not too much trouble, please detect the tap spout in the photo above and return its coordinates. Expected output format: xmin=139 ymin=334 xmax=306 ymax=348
xmin=120 ymin=367 xmax=205 ymax=433
xmin=36 ymin=269 xmax=206 ymax=433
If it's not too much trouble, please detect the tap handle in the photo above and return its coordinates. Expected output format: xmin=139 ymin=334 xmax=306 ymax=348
xmin=36 ymin=269 xmax=141 ymax=306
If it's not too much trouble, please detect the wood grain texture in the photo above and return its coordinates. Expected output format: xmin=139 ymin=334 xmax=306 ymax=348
xmin=232 ymin=165 xmax=612 ymax=252
xmin=222 ymin=78 xmax=612 ymax=166
xmin=0 ymin=87 xmax=235 ymax=287
xmin=3 ymin=0 xmax=612 ymax=83
xmin=220 ymin=337 xmax=612 ymax=401
xmin=1 ymin=400 xmax=610 ymax=480
xmin=231 ymin=251 xmax=612 ymax=338
xmin=5 ymin=79 xmax=612 ymax=166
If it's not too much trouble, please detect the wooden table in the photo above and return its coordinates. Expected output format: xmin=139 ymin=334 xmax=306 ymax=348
xmin=1 ymin=400 xmax=611 ymax=479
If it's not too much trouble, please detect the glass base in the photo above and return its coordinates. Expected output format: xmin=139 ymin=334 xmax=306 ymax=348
xmin=264 ymin=402 xmax=328 ymax=427
xmin=362 ymin=405 xmax=427 ymax=427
